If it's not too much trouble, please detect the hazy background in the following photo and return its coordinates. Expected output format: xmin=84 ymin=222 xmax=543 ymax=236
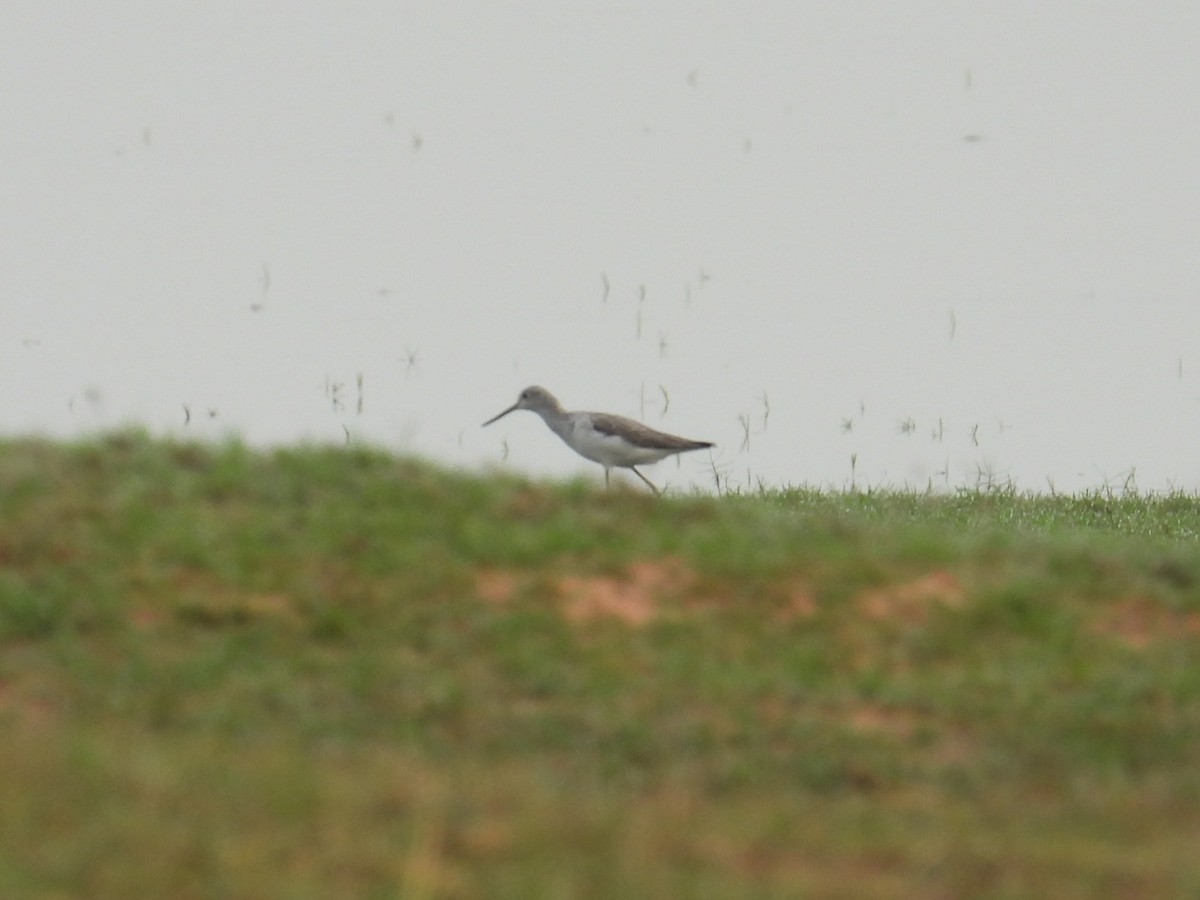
xmin=2 ymin=4 xmax=1198 ymax=493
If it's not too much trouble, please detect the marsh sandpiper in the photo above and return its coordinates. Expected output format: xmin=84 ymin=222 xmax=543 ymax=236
xmin=483 ymin=386 xmax=714 ymax=494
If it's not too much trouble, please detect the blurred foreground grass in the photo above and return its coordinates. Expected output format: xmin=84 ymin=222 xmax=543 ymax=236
xmin=1 ymin=432 xmax=1199 ymax=898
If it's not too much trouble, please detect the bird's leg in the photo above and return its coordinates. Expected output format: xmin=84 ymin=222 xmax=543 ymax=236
xmin=604 ymin=468 xmax=611 ymax=489
xmin=630 ymin=467 xmax=661 ymax=495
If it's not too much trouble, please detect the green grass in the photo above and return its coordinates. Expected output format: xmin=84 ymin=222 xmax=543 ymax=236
xmin=2 ymin=431 xmax=1199 ymax=898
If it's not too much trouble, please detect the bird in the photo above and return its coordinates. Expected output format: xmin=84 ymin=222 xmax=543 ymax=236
xmin=483 ymin=385 xmax=713 ymax=494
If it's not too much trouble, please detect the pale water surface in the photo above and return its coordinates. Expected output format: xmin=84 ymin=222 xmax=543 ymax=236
xmin=2 ymin=4 xmax=1198 ymax=492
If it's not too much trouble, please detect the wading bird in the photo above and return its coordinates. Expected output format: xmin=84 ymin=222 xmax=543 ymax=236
xmin=483 ymin=386 xmax=713 ymax=494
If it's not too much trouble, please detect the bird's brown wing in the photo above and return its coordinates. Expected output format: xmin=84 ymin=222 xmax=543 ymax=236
xmin=589 ymin=412 xmax=713 ymax=451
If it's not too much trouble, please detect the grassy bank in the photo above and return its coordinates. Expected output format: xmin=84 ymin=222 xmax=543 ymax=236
xmin=1 ymin=432 xmax=1199 ymax=898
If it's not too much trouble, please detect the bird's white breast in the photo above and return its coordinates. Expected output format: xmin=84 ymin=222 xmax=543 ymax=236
xmin=564 ymin=415 xmax=674 ymax=467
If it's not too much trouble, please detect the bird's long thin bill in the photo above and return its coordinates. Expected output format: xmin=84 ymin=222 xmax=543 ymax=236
xmin=482 ymin=404 xmax=518 ymax=427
